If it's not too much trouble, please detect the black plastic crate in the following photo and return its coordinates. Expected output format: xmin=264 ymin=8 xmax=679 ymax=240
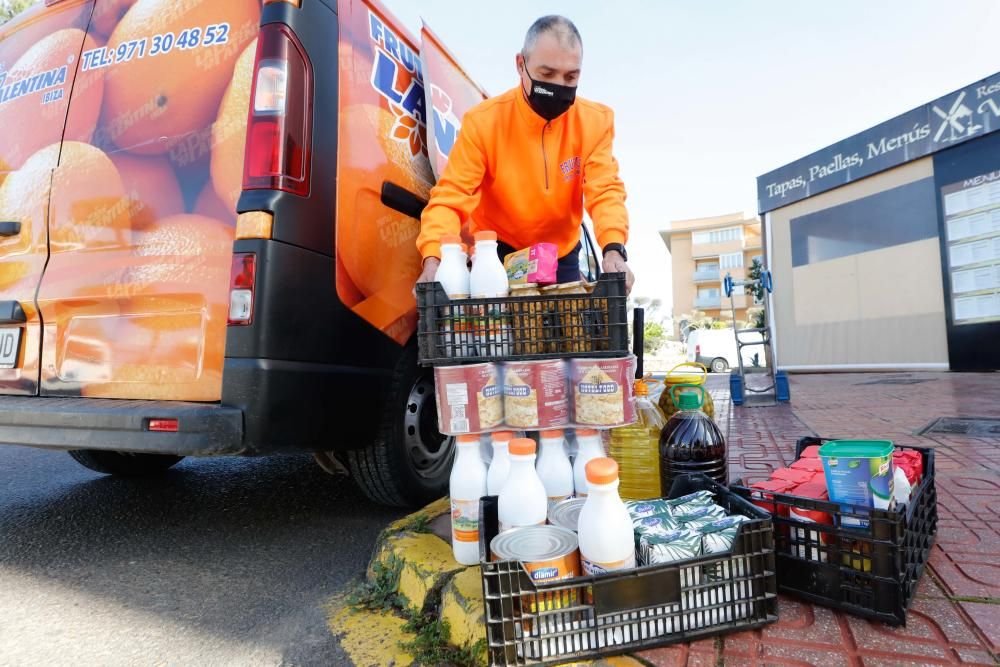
xmin=416 ymin=273 xmax=628 ymax=367
xmin=731 ymin=437 xmax=937 ymax=626
xmin=478 ymin=474 xmax=778 ymax=666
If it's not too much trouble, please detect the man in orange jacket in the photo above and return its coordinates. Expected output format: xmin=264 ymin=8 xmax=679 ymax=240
xmin=415 ymin=15 xmax=633 ymax=293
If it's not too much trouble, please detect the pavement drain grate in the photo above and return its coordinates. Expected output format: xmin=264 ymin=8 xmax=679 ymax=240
xmin=918 ymin=417 xmax=1000 ymax=437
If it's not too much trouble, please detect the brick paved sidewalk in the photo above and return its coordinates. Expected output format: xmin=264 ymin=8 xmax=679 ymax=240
xmin=636 ymin=371 xmax=999 ymax=667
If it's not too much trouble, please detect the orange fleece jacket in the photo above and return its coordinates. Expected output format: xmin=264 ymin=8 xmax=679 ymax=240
xmin=417 ymin=86 xmax=628 ymax=261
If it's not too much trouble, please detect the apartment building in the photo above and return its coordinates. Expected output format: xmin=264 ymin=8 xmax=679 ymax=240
xmin=661 ymin=212 xmax=763 ymax=335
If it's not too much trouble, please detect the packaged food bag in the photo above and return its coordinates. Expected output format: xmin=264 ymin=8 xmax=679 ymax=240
xmin=504 ymin=243 xmax=558 ymax=286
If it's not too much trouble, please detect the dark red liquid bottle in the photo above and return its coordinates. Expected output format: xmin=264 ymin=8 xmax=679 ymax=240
xmin=659 ymin=384 xmax=727 ymax=494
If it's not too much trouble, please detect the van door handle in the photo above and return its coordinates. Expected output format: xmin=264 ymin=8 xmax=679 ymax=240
xmin=0 ymin=301 xmax=26 ymax=324
xmin=380 ymin=181 xmax=427 ymax=220
xmin=0 ymin=221 xmax=21 ymax=236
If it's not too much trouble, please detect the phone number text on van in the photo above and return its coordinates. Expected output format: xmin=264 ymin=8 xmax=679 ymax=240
xmin=81 ymin=23 xmax=231 ymax=72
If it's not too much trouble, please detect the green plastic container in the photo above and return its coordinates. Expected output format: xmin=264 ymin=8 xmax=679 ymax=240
xmin=819 ymin=440 xmax=894 ymax=527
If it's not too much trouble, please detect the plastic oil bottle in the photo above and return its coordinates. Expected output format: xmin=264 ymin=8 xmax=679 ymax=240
xmin=659 ymin=383 xmax=727 ymax=494
xmin=608 ymin=378 xmax=665 ymax=500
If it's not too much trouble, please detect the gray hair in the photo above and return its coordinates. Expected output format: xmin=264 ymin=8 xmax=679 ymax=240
xmin=523 ymin=15 xmax=582 ymax=56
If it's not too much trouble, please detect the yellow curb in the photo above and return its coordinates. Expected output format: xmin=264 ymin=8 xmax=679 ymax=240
xmin=440 ymin=566 xmax=486 ymax=653
xmin=386 ymin=495 xmax=452 ymax=534
xmin=373 ymin=531 xmax=465 ymax=612
xmin=327 ymin=596 xmax=415 ymax=667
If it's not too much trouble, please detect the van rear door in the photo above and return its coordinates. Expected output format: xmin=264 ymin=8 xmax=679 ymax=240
xmin=0 ymin=1 xmax=100 ymax=396
xmin=34 ymin=0 xmax=260 ymax=400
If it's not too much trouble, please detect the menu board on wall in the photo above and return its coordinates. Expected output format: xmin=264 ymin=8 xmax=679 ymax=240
xmin=941 ymin=171 xmax=1000 ymax=325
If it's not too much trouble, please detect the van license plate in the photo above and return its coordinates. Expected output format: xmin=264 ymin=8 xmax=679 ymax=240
xmin=0 ymin=328 xmax=22 ymax=369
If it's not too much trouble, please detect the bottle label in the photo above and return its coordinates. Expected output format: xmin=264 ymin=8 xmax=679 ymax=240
xmin=582 ymin=553 xmax=636 ymax=575
xmin=451 ymin=498 xmax=480 ymax=543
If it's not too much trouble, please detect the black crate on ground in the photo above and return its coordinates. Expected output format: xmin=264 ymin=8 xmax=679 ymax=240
xmin=478 ymin=474 xmax=778 ymax=666
xmin=416 ymin=273 xmax=628 ymax=366
xmin=731 ymin=437 xmax=937 ymax=626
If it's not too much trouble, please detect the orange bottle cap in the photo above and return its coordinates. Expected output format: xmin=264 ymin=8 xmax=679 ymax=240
xmin=576 ymin=428 xmax=599 ymax=437
xmin=457 ymin=434 xmax=480 ymax=444
xmin=440 ymin=234 xmax=462 ymax=244
xmin=586 ymin=457 xmax=619 ymax=484
xmin=474 ymin=231 xmax=497 ymax=242
xmin=540 ymin=429 xmax=564 ymax=439
xmin=509 ymin=438 xmax=536 ymax=456
xmin=491 ymin=431 xmax=514 ymax=442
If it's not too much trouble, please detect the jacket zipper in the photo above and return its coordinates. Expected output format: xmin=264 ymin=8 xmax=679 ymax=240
xmin=541 ymin=123 xmax=549 ymax=190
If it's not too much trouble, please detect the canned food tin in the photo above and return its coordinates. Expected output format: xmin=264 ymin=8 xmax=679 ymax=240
xmin=433 ymin=363 xmax=503 ymax=434
xmin=547 ymin=497 xmax=586 ymax=532
xmin=570 ymin=357 xmax=637 ymax=427
xmin=491 ymin=525 xmax=580 ymax=614
xmin=503 ymin=359 xmax=569 ymax=429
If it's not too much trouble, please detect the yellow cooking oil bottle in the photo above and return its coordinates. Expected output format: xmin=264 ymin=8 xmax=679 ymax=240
xmin=608 ymin=377 xmax=666 ymax=500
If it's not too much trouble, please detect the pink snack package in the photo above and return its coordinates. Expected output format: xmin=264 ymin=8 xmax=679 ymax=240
xmin=504 ymin=243 xmax=559 ymax=285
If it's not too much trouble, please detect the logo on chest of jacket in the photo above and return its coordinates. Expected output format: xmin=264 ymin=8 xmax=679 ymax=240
xmin=559 ymin=156 xmax=581 ymax=182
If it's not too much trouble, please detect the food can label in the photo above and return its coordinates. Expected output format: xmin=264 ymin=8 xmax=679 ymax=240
xmin=451 ymin=498 xmax=480 ymax=543
xmin=434 ymin=364 xmax=501 ymax=434
xmin=581 ymin=553 xmax=635 ymax=575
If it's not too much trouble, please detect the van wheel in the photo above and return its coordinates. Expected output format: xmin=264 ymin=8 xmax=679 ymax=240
xmin=346 ymin=344 xmax=453 ymax=507
xmin=68 ymin=450 xmax=184 ymax=476
xmin=710 ymin=357 xmax=729 ymax=373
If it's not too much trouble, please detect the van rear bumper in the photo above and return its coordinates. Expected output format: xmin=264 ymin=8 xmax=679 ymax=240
xmin=0 ymin=396 xmax=244 ymax=456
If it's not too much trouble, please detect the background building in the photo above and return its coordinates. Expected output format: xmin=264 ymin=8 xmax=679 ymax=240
xmin=661 ymin=213 xmax=763 ymax=336
xmin=757 ymin=71 xmax=1000 ymax=372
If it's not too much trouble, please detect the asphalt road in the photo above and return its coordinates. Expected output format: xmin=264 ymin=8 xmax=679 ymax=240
xmin=0 ymin=445 xmax=407 ymax=666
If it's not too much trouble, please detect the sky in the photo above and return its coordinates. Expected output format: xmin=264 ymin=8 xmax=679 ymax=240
xmin=390 ymin=0 xmax=1000 ymax=313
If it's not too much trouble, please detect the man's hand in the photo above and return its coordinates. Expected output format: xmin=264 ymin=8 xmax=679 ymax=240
xmin=413 ymin=257 xmax=441 ymax=297
xmin=602 ymin=250 xmax=634 ymax=295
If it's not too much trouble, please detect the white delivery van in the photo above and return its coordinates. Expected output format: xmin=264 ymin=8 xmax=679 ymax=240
xmin=686 ymin=329 xmax=766 ymax=373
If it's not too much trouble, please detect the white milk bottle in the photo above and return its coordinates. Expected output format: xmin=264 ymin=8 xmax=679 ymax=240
xmin=498 ymin=438 xmax=547 ymax=532
xmin=487 ymin=431 xmax=514 ymax=495
xmin=573 ymin=428 xmax=606 ymax=498
xmin=536 ymin=429 xmax=574 ymax=510
xmin=578 ymin=458 xmax=636 ymax=574
xmin=450 ymin=434 xmax=488 ymax=565
xmin=436 ymin=234 xmax=470 ymax=358
xmin=469 ymin=231 xmax=511 ymax=356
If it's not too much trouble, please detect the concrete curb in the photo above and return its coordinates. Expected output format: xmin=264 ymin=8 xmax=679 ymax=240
xmin=330 ymin=496 xmax=650 ymax=666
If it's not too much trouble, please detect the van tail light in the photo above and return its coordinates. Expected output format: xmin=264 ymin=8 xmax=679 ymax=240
xmin=243 ymin=23 xmax=312 ymax=196
xmin=228 ymin=253 xmax=257 ymax=326
xmin=147 ymin=418 xmax=179 ymax=432
xmin=695 ymin=344 xmax=701 ymax=357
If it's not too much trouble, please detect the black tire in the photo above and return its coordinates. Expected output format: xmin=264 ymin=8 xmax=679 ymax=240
xmin=710 ymin=357 xmax=729 ymax=373
xmin=68 ymin=450 xmax=184 ymax=476
xmin=345 ymin=343 xmax=454 ymax=507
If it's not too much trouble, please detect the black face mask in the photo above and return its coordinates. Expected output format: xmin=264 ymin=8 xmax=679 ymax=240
xmin=521 ymin=66 xmax=577 ymax=121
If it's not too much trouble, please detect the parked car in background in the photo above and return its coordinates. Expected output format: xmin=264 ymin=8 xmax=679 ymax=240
xmin=686 ymin=328 xmax=766 ymax=373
